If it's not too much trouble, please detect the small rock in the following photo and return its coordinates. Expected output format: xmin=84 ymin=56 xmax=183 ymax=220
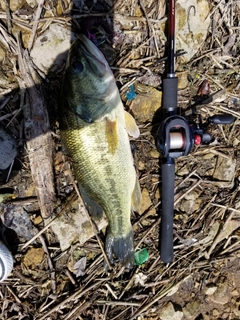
xmin=208 ymin=281 xmax=229 ymax=305
xmin=0 ymin=70 xmax=16 ymax=91
xmin=23 ymin=248 xmax=45 ymax=269
xmin=233 ymin=304 xmax=240 ymax=317
xmin=51 ymin=198 xmax=108 ymax=251
xmin=130 ymin=83 xmax=162 ymax=122
xmin=30 ymin=24 xmax=77 ymax=75
xmin=179 ymin=190 xmax=202 ymax=214
xmin=26 ymin=0 xmax=37 ymax=7
xmin=134 ymin=272 xmax=148 ymax=286
xmin=177 ymin=71 xmax=189 ymax=89
xmin=183 ymin=300 xmax=201 ymax=319
xmin=155 ymin=188 xmax=160 ymax=200
xmin=230 ymin=289 xmax=239 ymax=296
xmin=0 ymin=44 xmax=5 ymax=62
xmin=138 ymin=161 xmax=145 ymax=170
xmin=150 ymin=149 xmax=160 ymax=159
xmin=203 ymin=153 xmax=215 ymax=160
xmin=0 ymin=126 xmax=18 ymax=170
xmin=12 ymin=26 xmax=31 ymax=49
xmin=177 ymin=164 xmax=189 ymax=176
xmin=137 ymin=72 xmax=162 ymax=88
xmin=135 ymin=5 xmax=143 ymax=17
xmin=32 ymin=215 xmax=43 ymax=226
xmin=159 ymin=302 xmax=183 ymax=320
xmin=0 ymin=193 xmax=13 ymax=203
xmin=212 ymin=309 xmax=219 ymax=317
xmin=213 ymin=156 xmax=236 ymax=182
xmin=0 ymin=202 xmax=38 ymax=241
xmin=204 ymin=284 xmax=217 ymax=296
xmin=233 ymin=138 xmax=240 ymax=146
xmin=196 ymin=155 xmax=216 ymax=177
xmin=176 ymin=0 xmax=210 ymax=63
xmin=0 ymin=0 xmax=24 ymax=11
xmin=138 ymin=188 xmax=155 ymax=215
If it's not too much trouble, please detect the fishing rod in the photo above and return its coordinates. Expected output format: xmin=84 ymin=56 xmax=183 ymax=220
xmin=156 ymin=0 xmax=235 ymax=263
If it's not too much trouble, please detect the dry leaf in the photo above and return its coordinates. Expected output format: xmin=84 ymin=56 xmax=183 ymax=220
xmin=73 ymin=257 xmax=87 ymax=277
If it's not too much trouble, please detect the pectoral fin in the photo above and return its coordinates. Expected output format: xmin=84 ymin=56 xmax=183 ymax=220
xmin=124 ymin=111 xmax=140 ymax=138
xmin=105 ymin=118 xmax=118 ymax=154
xmin=131 ymin=176 xmax=142 ymax=212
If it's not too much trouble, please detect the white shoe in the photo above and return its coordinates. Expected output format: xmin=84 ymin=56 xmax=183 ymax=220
xmin=0 ymin=240 xmax=13 ymax=282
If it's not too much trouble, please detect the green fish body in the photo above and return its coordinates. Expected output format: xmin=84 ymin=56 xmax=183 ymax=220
xmin=60 ymin=35 xmax=141 ymax=267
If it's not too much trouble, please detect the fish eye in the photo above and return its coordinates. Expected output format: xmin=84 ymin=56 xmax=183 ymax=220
xmin=72 ymin=60 xmax=84 ymax=73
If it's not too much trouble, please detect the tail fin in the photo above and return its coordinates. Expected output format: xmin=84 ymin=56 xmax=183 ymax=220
xmin=105 ymin=230 xmax=135 ymax=268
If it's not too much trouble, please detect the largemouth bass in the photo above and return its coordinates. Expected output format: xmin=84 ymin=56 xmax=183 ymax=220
xmin=60 ymin=34 xmax=141 ymax=268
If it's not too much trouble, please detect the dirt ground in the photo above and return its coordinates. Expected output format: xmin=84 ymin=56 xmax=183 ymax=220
xmin=0 ymin=0 xmax=240 ymax=319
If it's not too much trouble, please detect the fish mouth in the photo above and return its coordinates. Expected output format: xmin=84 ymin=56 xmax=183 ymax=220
xmin=77 ymin=34 xmax=107 ymax=71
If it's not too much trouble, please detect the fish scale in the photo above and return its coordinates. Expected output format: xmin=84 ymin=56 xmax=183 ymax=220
xmin=60 ymin=34 xmax=141 ymax=267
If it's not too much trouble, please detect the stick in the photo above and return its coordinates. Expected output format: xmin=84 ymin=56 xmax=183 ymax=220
xmin=17 ymin=34 xmax=56 ymax=219
xmin=28 ymin=0 xmax=45 ymax=51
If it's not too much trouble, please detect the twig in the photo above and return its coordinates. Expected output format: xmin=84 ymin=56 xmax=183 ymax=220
xmin=2 ymin=0 xmax=12 ymax=33
xmin=220 ymin=239 xmax=240 ymax=255
xmin=96 ymin=300 xmax=141 ymax=307
xmin=65 ymin=269 xmax=76 ymax=285
xmin=119 ymin=267 xmax=139 ymax=299
xmin=135 ymin=218 xmax=160 ymax=250
xmin=65 ymin=302 xmax=91 ymax=320
xmin=39 ymin=235 xmax=56 ymax=294
xmin=105 ymin=283 xmax=118 ymax=300
xmin=6 ymin=160 xmax=14 ymax=182
xmin=114 ymin=13 xmax=167 ymax=24
xmin=28 ymin=0 xmax=45 ymax=51
xmin=37 ymin=279 xmax=106 ymax=320
xmin=210 ymin=203 xmax=240 ymax=215
xmin=0 ymin=109 xmax=19 ymax=121
xmin=0 ymin=24 xmax=18 ymax=53
xmin=129 ymin=276 xmax=191 ymax=320
xmin=209 ymin=104 xmax=240 ymax=118
xmin=16 ymin=34 xmax=57 ymax=219
xmin=6 ymin=285 xmax=21 ymax=304
xmin=174 ymin=180 xmax=201 ymax=206
xmin=117 ymin=35 xmax=155 ymax=67
xmin=139 ymin=0 xmax=151 ymax=37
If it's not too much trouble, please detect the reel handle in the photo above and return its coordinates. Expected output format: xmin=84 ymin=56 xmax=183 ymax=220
xmin=208 ymin=114 xmax=235 ymax=125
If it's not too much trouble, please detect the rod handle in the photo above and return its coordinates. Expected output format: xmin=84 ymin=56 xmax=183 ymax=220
xmin=160 ymin=158 xmax=175 ymax=263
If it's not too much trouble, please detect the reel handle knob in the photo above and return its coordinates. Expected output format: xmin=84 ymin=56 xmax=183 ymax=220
xmin=208 ymin=114 xmax=235 ymax=125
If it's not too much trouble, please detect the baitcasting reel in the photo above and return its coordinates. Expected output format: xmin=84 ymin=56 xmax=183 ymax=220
xmin=157 ymin=113 xmax=235 ymax=159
